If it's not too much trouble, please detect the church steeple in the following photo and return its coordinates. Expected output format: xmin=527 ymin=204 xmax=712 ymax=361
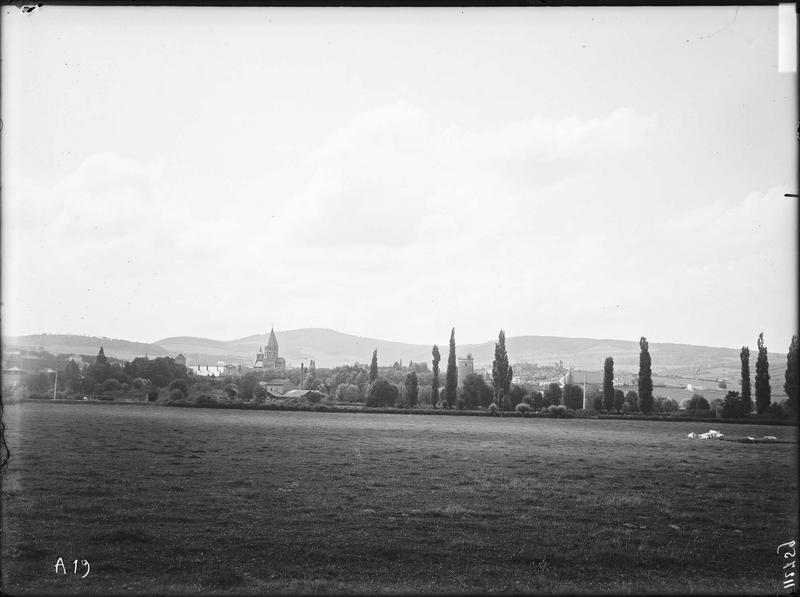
xmin=267 ymin=328 xmax=278 ymax=349
xmin=264 ymin=327 xmax=279 ymax=367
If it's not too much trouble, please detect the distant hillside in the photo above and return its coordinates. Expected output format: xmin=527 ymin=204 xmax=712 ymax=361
xmin=4 ymin=329 xmax=789 ymax=388
xmin=2 ymin=334 xmax=168 ymax=362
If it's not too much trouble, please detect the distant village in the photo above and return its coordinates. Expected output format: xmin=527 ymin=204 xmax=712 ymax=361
xmin=3 ymin=326 xmax=733 ymax=408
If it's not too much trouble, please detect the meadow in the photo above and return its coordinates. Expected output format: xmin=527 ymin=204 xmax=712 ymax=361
xmin=2 ymin=402 xmax=797 ymax=595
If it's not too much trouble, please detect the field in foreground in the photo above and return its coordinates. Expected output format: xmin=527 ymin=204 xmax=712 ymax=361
xmin=2 ymin=402 xmax=798 ymax=595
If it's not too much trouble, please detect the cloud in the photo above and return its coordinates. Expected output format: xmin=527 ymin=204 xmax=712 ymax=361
xmin=269 ymin=102 xmax=657 ymax=251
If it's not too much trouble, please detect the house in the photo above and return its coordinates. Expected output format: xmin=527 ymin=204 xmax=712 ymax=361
xmin=282 ymin=389 xmax=325 ymax=401
xmin=261 ymin=378 xmax=296 ymax=396
xmin=188 ymin=363 xmax=227 ymax=377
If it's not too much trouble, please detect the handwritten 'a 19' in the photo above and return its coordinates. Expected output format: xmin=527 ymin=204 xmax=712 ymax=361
xmin=54 ymin=557 xmax=90 ymax=578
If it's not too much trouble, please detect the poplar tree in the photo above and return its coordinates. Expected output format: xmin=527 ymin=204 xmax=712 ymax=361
xmin=603 ymin=356 xmax=615 ymax=411
xmin=637 ymin=337 xmax=654 ymax=413
xmin=369 ymin=349 xmax=378 ymax=383
xmin=492 ymin=330 xmax=512 ymax=409
xmin=431 ymin=345 xmax=441 ymax=408
xmin=444 ymin=328 xmax=458 ymax=408
xmin=740 ymin=346 xmax=752 ymax=415
xmin=755 ymin=332 xmax=771 ymax=414
xmin=785 ymin=334 xmax=798 ymax=419
xmin=405 ymin=370 xmax=418 ymax=408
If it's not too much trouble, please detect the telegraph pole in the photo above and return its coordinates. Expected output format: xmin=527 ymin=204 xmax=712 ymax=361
xmin=583 ymin=374 xmax=587 ymax=410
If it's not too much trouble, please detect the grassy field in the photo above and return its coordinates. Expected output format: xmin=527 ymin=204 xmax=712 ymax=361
xmin=2 ymin=402 xmax=797 ymax=595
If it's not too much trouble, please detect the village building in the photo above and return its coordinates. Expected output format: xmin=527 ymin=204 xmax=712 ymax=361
xmin=457 ymin=354 xmax=474 ymax=383
xmin=261 ymin=378 xmax=296 ymax=396
xmin=188 ymin=362 xmax=237 ymax=377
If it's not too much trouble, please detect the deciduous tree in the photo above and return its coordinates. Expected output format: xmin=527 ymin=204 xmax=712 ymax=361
xmin=562 ymin=384 xmax=584 ymax=410
xmin=544 ymin=382 xmax=562 ymax=407
xmin=366 ymin=379 xmax=398 ymax=407
xmin=461 ymin=373 xmax=493 ymax=409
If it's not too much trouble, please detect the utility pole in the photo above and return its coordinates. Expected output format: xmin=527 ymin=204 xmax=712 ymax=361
xmin=53 ymin=370 xmax=58 ymax=400
xmin=583 ymin=374 xmax=587 ymax=410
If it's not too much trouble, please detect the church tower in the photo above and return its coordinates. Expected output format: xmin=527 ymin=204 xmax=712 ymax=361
xmin=265 ymin=328 xmax=279 ymax=368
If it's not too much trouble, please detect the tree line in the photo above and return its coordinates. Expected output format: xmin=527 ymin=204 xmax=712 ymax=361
xmin=17 ymin=331 xmax=799 ymax=421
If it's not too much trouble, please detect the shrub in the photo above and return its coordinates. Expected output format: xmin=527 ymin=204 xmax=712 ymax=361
xmin=547 ymin=404 xmax=568 ymax=417
xmin=685 ymin=409 xmax=716 ymax=419
xmin=488 ymin=403 xmax=498 ymax=415
xmin=102 ymin=378 xmax=121 ymax=393
xmin=169 ymin=388 xmax=187 ymax=402
xmin=169 ymin=378 xmax=189 ymax=396
xmin=515 ymin=402 xmax=532 ymax=416
xmin=132 ymin=377 xmax=148 ymax=390
xmin=194 ymin=395 xmax=217 ymax=407
xmin=687 ymin=394 xmax=710 ymax=410
xmin=147 ymin=390 xmax=159 ymax=402
xmin=592 ymin=394 xmax=604 ymax=411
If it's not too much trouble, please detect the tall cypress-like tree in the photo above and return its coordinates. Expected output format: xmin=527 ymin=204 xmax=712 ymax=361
xmin=369 ymin=349 xmax=378 ymax=383
xmin=637 ymin=337 xmax=654 ymax=413
xmin=603 ymin=357 xmax=615 ymax=411
xmin=740 ymin=346 xmax=752 ymax=415
xmin=431 ymin=345 xmax=441 ymax=408
xmin=755 ymin=332 xmax=771 ymax=414
xmin=492 ymin=330 xmax=511 ymax=409
xmin=444 ymin=328 xmax=458 ymax=408
xmin=785 ymin=334 xmax=798 ymax=419
xmin=405 ymin=370 xmax=418 ymax=408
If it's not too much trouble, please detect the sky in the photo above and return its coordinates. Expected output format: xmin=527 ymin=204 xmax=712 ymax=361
xmin=2 ymin=6 xmax=797 ymax=351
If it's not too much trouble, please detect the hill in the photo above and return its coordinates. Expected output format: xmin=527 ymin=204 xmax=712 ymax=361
xmin=4 ymin=329 xmax=789 ymax=388
xmin=2 ymin=334 xmax=169 ymax=362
